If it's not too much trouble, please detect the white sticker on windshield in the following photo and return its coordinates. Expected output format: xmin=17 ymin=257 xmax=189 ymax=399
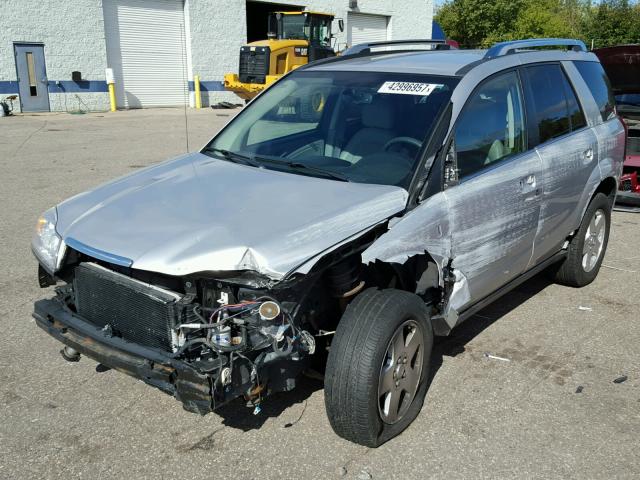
xmin=377 ymin=82 xmax=444 ymax=96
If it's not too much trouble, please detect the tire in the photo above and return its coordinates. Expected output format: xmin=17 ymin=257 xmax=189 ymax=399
xmin=324 ymin=288 xmax=433 ymax=447
xmin=554 ymin=192 xmax=612 ymax=287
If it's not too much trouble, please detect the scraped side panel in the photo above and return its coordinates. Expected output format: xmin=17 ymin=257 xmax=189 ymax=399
xmin=362 ymin=192 xmax=452 ymax=276
xmin=364 ymin=150 xmax=542 ymax=330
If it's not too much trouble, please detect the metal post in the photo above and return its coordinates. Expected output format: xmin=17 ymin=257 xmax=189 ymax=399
xmin=194 ymin=75 xmax=202 ymax=109
xmin=105 ymin=68 xmax=116 ymax=112
xmin=108 ymin=83 xmax=116 ymax=112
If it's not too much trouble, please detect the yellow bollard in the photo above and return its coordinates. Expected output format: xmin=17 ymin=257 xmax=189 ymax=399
xmin=108 ymin=83 xmax=116 ymax=112
xmin=105 ymin=68 xmax=116 ymax=112
xmin=194 ymin=75 xmax=202 ymax=109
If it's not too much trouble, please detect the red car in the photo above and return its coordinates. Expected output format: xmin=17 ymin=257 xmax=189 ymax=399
xmin=595 ymin=45 xmax=640 ymax=207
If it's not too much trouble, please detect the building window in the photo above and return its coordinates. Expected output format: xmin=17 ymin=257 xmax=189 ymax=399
xmin=26 ymin=52 xmax=37 ymax=96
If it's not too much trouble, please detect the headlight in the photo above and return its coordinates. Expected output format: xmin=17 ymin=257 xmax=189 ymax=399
xmin=31 ymin=207 xmax=64 ymax=274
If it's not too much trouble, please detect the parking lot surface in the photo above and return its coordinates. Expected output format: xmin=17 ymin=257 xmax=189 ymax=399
xmin=1 ymin=109 xmax=639 ymax=480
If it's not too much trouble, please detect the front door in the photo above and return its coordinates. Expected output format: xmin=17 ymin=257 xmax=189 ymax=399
xmin=445 ymin=70 xmax=542 ymax=305
xmin=14 ymin=44 xmax=50 ymax=112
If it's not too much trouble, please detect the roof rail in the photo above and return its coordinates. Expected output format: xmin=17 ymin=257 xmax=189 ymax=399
xmin=343 ymin=39 xmax=451 ymax=56
xmin=485 ymin=38 xmax=587 ymax=58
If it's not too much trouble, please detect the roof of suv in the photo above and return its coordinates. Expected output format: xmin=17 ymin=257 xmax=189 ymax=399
xmin=310 ymin=50 xmax=488 ymax=76
xmin=306 ymin=39 xmax=598 ymax=77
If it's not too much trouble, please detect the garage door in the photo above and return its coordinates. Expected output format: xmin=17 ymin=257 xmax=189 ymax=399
xmin=103 ymin=0 xmax=188 ymax=108
xmin=347 ymin=13 xmax=389 ymax=47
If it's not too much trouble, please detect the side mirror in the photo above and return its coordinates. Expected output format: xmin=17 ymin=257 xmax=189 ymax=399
xmin=338 ymin=19 xmax=344 ymax=32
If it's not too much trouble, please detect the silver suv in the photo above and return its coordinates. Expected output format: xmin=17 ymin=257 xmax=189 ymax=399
xmin=32 ymin=38 xmax=626 ymax=447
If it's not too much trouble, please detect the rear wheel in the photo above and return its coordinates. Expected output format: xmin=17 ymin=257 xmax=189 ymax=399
xmin=554 ymin=192 xmax=612 ymax=287
xmin=324 ymin=289 xmax=433 ymax=447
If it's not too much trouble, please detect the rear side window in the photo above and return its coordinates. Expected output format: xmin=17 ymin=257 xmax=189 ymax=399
xmin=524 ymin=64 xmax=586 ymax=145
xmin=574 ymin=61 xmax=616 ymax=122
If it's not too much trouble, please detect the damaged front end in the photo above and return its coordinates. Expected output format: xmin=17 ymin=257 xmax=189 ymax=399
xmin=34 ymin=261 xmax=330 ymax=415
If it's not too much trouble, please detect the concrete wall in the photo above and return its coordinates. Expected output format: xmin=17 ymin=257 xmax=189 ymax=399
xmin=0 ymin=0 xmax=433 ymax=110
xmin=186 ymin=0 xmax=248 ymax=105
xmin=187 ymin=0 xmax=435 ymax=105
xmin=0 ymin=0 xmax=110 ymax=112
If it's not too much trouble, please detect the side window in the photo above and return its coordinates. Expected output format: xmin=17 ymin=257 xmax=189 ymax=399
xmin=454 ymin=71 xmax=526 ymax=179
xmin=525 ymin=64 xmax=573 ymax=143
xmin=574 ymin=61 xmax=616 ymax=122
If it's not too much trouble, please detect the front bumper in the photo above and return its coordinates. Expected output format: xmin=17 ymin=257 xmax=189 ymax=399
xmin=223 ymin=73 xmax=279 ymax=100
xmin=33 ymin=298 xmax=215 ymax=414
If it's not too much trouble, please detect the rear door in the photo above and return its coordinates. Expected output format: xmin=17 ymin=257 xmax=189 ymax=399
xmin=444 ymin=70 xmax=542 ymax=304
xmin=522 ymin=63 xmax=599 ymax=266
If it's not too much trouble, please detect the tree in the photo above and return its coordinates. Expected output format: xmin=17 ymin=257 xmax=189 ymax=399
xmin=435 ymin=0 xmax=640 ymax=49
xmin=583 ymin=0 xmax=640 ymax=48
xmin=435 ymin=0 xmax=525 ymax=48
xmin=513 ymin=0 xmax=586 ymax=40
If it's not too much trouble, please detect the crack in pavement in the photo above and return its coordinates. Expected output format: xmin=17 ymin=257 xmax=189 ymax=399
xmin=11 ymin=119 xmax=48 ymax=157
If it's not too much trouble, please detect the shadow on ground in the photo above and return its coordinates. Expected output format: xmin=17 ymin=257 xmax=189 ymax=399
xmin=428 ymin=272 xmax=555 ymax=385
xmin=216 ymin=272 xmax=554 ymax=432
xmin=216 ymin=375 xmax=324 ymax=431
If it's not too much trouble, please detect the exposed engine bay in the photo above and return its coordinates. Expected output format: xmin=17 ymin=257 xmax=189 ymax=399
xmin=41 ymin=238 xmax=387 ymax=415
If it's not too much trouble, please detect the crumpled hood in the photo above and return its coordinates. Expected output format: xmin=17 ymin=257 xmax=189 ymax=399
xmin=56 ymin=153 xmax=408 ymax=279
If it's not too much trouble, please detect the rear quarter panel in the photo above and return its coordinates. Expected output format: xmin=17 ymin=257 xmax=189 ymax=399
xmin=562 ymin=61 xmax=625 ymax=226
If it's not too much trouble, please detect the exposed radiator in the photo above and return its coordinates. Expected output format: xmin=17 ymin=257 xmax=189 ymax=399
xmin=239 ymin=46 xmax=270 ymax=84
xmin=73 ymin=263 xmax=193 ymax=352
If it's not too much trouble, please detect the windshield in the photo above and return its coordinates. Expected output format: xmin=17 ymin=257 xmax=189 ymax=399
xmin=204 ymin=70 xmax=458 ymax=188
xmin=281 ymin=15 xmax=307 ymax=40
xmin=617 ymin=94 xmax=640 ymax=108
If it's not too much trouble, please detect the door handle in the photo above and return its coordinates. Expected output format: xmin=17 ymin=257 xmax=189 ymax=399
xmin=583 ymin=148 xmax=594 ymax=161
xmin=519 ymin=174 xmax=539 ymax=197
xmin=520 ymin=174 xmax=536 ymax=188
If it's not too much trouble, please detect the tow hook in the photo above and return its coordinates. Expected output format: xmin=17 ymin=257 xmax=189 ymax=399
xmin=60 ymin=346 xmax=81 ymax=362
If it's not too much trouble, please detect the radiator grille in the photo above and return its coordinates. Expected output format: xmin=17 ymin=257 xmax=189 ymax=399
xmin=621 ymin=177 xmax=633 ymax=192
xmin=239 ymin=46 xmax=270 ymax=84
xmin=73 ymin=263 xmax=191 ymax=352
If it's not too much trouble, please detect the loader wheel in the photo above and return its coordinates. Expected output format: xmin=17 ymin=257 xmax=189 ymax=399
xmin=324 ymin=288 xmax=433 ymax=447
xmin=554 ymin=192 xmax=612 ymax=287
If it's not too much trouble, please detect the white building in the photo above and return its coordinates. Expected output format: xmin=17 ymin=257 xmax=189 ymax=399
xmin=0 ymin=0 xmax=434 ymax=112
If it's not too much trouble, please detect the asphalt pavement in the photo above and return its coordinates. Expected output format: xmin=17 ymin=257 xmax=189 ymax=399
xmin=1 ymin=108 xmax=638 ymax=479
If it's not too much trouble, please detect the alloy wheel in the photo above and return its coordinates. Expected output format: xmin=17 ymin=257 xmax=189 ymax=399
xmin=582 ymin=208 xmax=606 ymax=273
xmin=378 ymin=320 xmax=424 ymax=424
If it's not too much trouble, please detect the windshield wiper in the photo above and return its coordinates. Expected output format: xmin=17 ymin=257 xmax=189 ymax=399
xmin=253 ymin=156 xmax=350 ymax=182
xmin=203 ymin=147 xmax=262 ymax=167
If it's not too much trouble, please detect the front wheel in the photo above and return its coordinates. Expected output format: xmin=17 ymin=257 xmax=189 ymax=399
xmin=554 ymin=192 xmax=612 ymax=287
xmin=324 ymin=289 xmax=433 ymax=447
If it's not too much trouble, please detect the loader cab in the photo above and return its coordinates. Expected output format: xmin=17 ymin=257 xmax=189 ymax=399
xmin=269 ymin=11 xmax=339 ymax=61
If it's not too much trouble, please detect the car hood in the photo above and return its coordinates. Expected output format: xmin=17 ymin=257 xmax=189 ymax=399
xmin=56 ymin=153 xmax=408 ymax=279
xmin=594 ymin=45 xmax=640 ymax=95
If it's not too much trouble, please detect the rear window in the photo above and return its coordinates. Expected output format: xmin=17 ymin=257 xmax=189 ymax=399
xmin=574 ymin=61 xmax=616 ymax=122
xmin=616 ymin=94 xmax=640 ymax=108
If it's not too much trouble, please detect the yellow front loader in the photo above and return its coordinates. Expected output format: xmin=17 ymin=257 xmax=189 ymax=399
xmin=224 ymin=11 xmax=343 ymax=101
